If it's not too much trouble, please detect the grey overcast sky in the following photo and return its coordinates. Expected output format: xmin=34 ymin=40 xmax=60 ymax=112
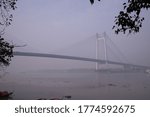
xmin=4 ymin=0 xmax=150 ymax=67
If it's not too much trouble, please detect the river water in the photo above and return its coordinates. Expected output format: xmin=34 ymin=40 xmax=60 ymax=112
xmin=0 ymin=69 xmax=150 ymax=100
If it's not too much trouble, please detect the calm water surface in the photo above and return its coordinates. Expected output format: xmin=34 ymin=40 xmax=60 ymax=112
xmin=0 ymin=69 xmax=150 ymax=99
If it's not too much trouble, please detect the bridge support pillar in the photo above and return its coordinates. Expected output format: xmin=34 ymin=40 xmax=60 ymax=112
xmin=96 ymin=33 xmax=108 ymax=71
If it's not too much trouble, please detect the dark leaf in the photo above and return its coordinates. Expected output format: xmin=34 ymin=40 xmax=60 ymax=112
xmin=90 ymin=0 xmax=94 ymax=4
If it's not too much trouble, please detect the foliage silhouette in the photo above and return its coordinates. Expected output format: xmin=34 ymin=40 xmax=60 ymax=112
xmin=0 ymin=36 xmax=13 ymax=66
xmin=90 ymin=0 xmax=150 ymax=34
xmin=90 ymin=0 xmax=101 ymax=4
xmin=0 ymin=0 xmax=17 ymax=67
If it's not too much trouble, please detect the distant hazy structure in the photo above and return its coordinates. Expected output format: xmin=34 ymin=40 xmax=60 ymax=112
xmin=96 ymin=32 xmax=108 ymax=70
xmin=13 ymin=32 xmax=150 ymax=71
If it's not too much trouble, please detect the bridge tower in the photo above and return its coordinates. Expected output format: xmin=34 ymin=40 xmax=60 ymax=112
xmin=96 ymin=32 xmax=108 ymax=70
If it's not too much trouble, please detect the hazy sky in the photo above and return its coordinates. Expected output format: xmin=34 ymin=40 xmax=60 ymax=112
xmin=3 ymin=0 xmax=150 ymax=70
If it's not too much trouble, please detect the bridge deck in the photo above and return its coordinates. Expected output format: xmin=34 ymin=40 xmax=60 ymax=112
xmin=13 ymin=51 xmax=150 ymax=70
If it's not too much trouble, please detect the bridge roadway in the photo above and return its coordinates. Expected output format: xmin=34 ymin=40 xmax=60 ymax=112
xmin=13 ymin=51 xmax=150 ymax=70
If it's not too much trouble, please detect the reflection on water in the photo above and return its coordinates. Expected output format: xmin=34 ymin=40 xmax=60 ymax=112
xmin=0 ymin=69 xmax=150 ymax=100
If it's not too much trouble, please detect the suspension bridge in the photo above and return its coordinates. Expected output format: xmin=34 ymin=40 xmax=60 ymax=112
xmin=13 ymin=33 xmax=150 ymax=71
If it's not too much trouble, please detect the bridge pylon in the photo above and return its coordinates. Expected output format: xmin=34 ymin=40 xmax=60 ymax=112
xmin=96 ymin=32 xmax=108 ymax=70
